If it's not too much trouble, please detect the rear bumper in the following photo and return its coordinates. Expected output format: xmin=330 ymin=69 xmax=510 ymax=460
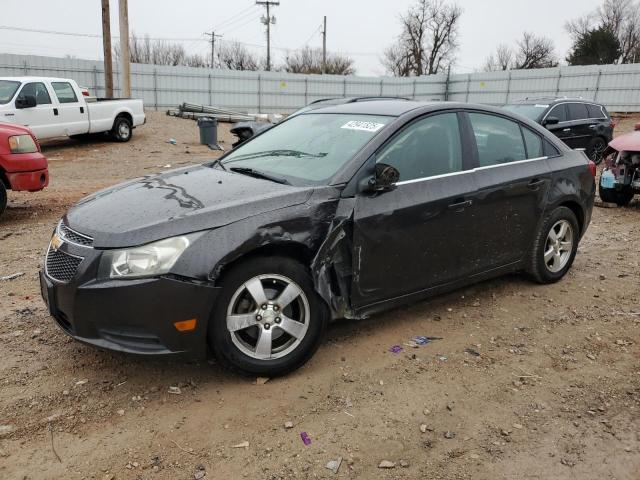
xmin=40 ymin=269 xmax=219 ymax=358
xmin=6 ymin=168 xmax=49 ymax=191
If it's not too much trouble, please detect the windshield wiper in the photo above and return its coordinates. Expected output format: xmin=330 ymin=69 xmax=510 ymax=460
xmin=224 ymin=149 xmax=327 ymax=163
xmin=209 ymin=157 xmax=227 ymax=171
xmin=230 ymin=167 xmax=291 ymax=185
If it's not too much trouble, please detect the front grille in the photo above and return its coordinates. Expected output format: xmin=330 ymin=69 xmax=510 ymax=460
xmin=59 ymin=221 xmax=93 ymax=247
xmin=46 ymin=248 xmax=83 ymax=282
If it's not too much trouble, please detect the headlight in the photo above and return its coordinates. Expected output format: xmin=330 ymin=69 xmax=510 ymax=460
xmin=101 ymin=236 xmax=191 ymax=279
xmin=8 ymin=134 xmax=38 ymax=153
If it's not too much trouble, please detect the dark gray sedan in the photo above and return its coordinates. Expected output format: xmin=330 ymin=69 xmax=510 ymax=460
xmin=40 ymin=101 xmax=596 ymax=376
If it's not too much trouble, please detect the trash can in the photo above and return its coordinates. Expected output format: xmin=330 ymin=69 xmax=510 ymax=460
xmin=197 ymin=117 xmax=217 ymax=146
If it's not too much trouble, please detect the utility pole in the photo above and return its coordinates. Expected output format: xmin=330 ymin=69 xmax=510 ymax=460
xmin=118 ymin=0 xmax=131 ymax=98
xmin=321 ymin=16 xmax=327 ymax=74
xmin=101 ymin=0 xmax=113 ymax=97
xmin=204 ymin=30 xmax=223 ymax=68
xmin=256 ymin=1 xmax=279 ymax=71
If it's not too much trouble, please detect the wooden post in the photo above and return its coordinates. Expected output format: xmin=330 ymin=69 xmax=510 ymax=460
xmin=101 ymin=0 xmax=113 ymax=97
xmin=118 ymin=0 xmax=131 ymax=98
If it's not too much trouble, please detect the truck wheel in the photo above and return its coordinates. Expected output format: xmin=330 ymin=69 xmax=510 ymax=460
xmin=0 ymin=182 xmax=7 ymax=217
xmin=527 ymin=206 xmax=579 ymax=284
xmin=111 ymin=116 xmax=132 ymax=142
xmin=599 ymin=185 xmax=634 ymax=206
xmin=208 ymin=256 xmax=329 ymax=377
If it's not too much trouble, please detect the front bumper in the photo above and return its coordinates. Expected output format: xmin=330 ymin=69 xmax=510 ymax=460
xmin=40 ymin=237 xmax=220 ymax=358
xmin=7 ymin=168 xmax=49 ymax=192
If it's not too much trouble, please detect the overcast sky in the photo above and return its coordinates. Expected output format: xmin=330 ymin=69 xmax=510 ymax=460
xmin=0 ymin=0 xmax=603 ymax=76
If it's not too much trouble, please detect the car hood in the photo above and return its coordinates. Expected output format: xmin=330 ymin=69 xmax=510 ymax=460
xmin=65 ymin=164 xmax=314 ymax=248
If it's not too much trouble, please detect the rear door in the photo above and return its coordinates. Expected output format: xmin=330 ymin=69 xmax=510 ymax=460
xmin=564 ymin=102 xmax=592 ymax=149
xmin=50 ymin=81 xmax=89 ymax=135
xmin=466 ymin=111 xmax=552 ymax=272
xmin=543 ymin=103 xmax=573 ymax=145
xmin=12 ymin=81 xmax=61 ymax=138
xmin=352 ymin=111 xmax=478 ymax=307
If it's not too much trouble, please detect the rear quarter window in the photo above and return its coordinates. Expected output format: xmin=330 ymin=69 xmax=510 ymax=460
xmin=567 ymin=103 xmax=589 ymax=121
xmin=587 ymin=104 xmax=606 ymax=119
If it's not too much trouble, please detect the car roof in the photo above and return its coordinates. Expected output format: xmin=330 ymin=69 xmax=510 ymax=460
xmin=0 ymin=76 xmax=73 ymax=83
xmin=300 ymin=100 xmax=517 ymax=117
xmin=309 ymin=96 xmax=410 ymax=105
xmin=509 ymin=97 xmax=604 ymax=106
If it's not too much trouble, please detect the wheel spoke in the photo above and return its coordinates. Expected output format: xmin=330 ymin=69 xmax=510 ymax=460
xmin=557 ymin=222 xmax=568 ymax=240
xmin=544 ymin=247 xmax=555 ymax=263
xmin=255 ymin=327 xmax=273 ymax=359
xmin=559 ymin=241 xmax=572 ymax=252
xmin=548 ymin=228 xmax=558 ymax=242
xmin=244 ymin=277 xmax=268 ymax=306
xmin=276 ymin=283 xmax=302 ymax=309
xmin=277 ymin=315 xmax=306 ymax=339
xmin=227 ymin=313 xmax=258 ymax=332
xmin=552 ymin=252 xmax=562 ymax=269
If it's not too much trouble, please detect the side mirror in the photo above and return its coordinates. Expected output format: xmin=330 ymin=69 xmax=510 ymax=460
xmin=543 ymin=116 xmax=559 ymax=126
xmin=367 ymin=163 xmax=399 ymax=192
xmin=16 ymin=95 xmax=36 ymax=109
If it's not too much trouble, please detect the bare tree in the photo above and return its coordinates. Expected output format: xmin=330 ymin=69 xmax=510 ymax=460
xmin=483 ymin=44 xmax=513 ymax=71
xmin=483 ymin=33 xmax=557 ymax=71
xmin=382 ymin=0 xmax=462 ymax=76
xmin=114 ymin=32 xmax=207 ymax=67
xmin=216 ymin=41 xmax=260 ymax=71
xmin=283 ymin=47 xmax=355 ymax=75
xmin=566 ymin=0 xmax=640 ymax=63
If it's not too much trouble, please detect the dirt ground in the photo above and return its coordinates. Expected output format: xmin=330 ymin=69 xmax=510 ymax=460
xmin=1 ymin=112 xmax=639 ymax=480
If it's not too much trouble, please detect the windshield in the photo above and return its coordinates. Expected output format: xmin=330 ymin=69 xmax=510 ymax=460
xmin=220 ymin=113 xmax=392 ymax=186
xmin=502 ymin=104 xmax=548 ymax=122
xmin=0 ymin=80 xmax=20 ymax=104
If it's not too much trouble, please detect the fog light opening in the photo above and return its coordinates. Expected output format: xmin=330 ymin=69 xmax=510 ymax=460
xmin=174 ymin=318 xmax=197 ymax=332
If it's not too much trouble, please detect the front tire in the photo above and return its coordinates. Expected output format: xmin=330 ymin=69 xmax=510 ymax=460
xmin=527 ymin=206 xmax=579 ymax=284
xmin=208 ymin=256 xmax=329 ymax=377
xmin=111 ymin=116 xmax=132 ymax=142
xmin=0 ymin=182 xmax=7 ymax=217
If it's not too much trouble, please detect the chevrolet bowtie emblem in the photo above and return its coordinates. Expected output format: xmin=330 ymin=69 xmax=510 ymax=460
xmin=51 ymin=233 xmax=63 ymax=251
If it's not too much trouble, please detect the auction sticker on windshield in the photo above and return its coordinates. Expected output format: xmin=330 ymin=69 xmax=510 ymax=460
xmin=341 ymin=120 xmax=386 ymax=132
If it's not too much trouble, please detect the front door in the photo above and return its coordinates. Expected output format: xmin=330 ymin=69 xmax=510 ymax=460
xmin=466 ymin=111 xmax=552 ymax=271
xmin=12 ymin=81 xmax=61 ymax=138
xmin=351 ymin=112 xmax=477 ymax=308
xmin=544 ymin=103 xmax=573 ymax=146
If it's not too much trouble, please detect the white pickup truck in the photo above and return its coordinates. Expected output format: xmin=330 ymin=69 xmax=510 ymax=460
xmin=0 ymin=77 xmax=145 ymax=142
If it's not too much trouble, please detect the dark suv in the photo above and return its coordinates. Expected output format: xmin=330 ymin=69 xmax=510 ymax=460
xmin=503 ymin=98 xmax=614 ymax=163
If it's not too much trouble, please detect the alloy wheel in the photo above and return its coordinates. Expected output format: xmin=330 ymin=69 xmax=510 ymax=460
xmin=543 ymin=219 xmax=574 ymax=273
xmin=226 ymin=274 xmax=310 ymax=360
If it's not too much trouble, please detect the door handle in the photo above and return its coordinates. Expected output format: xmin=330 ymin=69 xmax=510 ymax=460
xmin=588 ymin=124 xmax=597 ymax=129
xmin=562 ymin=128 xmax=571 ymax=132
xmin=448 ymin=199 xmax=473 ymax=210
xmin=80 ymin=106 xmax=84 ymax=114
xmin=53 ymin=108 xmax=58 ymax=116
xmin=528 ymin=179 xmax=545 ymax=189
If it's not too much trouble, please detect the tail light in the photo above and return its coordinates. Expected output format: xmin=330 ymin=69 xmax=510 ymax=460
xmin=588 ymin=160 xmax=597 ymax=178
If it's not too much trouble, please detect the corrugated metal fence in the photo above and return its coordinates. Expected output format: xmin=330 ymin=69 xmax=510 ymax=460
xmin=1 ymin=53 xmax=639 ymax=112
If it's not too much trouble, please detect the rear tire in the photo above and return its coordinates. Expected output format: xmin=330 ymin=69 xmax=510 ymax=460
xmin=587 ymin=137 xmax=607 ymax=165
xmin=111 ymin=116 xmax=132 ymax=142
xmin=599 ymin=184 xmax=634 ymax=206
xmin=208 ymin=256 xmax=329 ymax=377
xmin=527 ymin=206 xmax=579 ymax=284
xmin=0 ymin=182 xmax=7 ymax=217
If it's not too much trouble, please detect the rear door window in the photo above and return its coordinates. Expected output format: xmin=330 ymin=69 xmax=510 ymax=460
xmin=376 ymin=113 xmax=462 ymax=181
xmin=587 ymin=104 xmax=605 ymax=119
xmin=469 ymin=113 xmax=526 ymax=167
xmin=547 ymin=104 xmax=567 ymax=123
xmin=567 ymin=103 xmax=589 ymax=121
xmin=17 ymin=82 xmax=52 ymax=105
xmin=51 ymin=82 xmax=78 ymax=104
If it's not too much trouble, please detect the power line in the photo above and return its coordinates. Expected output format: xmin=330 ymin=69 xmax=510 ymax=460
xmin=212 ymin=3 xmax=255 ymax=30
xmin=220 ymin=13 xmax=263 ymax=35
xmin=216 ymin=9 xmax=261 ymax=33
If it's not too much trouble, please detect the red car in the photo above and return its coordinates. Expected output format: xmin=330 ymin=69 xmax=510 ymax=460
xmin=0 ymin=123 xmax=49 ymax=216
xmin=599 ymin=123 xmax=640 ymax=206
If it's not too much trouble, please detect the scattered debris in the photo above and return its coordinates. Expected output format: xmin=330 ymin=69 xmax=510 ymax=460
xmin=389 ymin=345 xmax=403 ymax=354
xmin=586 ymin=353 xmax=596 ymax=360
xmin=446 ymin=402 xmax=455 ymax=411
xmin=464 ymin=348 xmax=481 ymax=357
xmin=420 ymin=424 xmax=429 ymax=433
xmin=444 ymin=431 xmax=456 ymax=439
xmin=167 ymin=138 xmax=177 ymax=145
xmin=168 ymin=386 xmax=182 ymax=395
xmin=194 ymin=469 xmax=206 ymax=480
xmin=167 ymin=103 xmax=256 ymax=122
xmin=0 ymin=272 xmax=24 ymax=281
xmin=75 ymin=379 xmax=88 ymax=386
xmin=378 ymin=460 xmax=396 ymax=469
xmin=326 ymin=457 xmax=342 ymax=474
xmin=48 ymin=422 xmax=62 ymax=463
xmin=0 ymin=425 xmax=14 ymax=437
xmin=399 ymin=460 xmax=410 ymax=468
xmin=512 ymin=423 xmax=523 ymax=430
xmin=231 ymin=441 xmax=249 ymax=449
xmin=300 ymin=432 xmax=312 ymax=446
xmin=284 ymin=421 xmax=294 ymax=429
xmin=256 ymin=377 xmax=270 ymax=385
xmin=116 ymin=409 xmax=125 ymax=416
